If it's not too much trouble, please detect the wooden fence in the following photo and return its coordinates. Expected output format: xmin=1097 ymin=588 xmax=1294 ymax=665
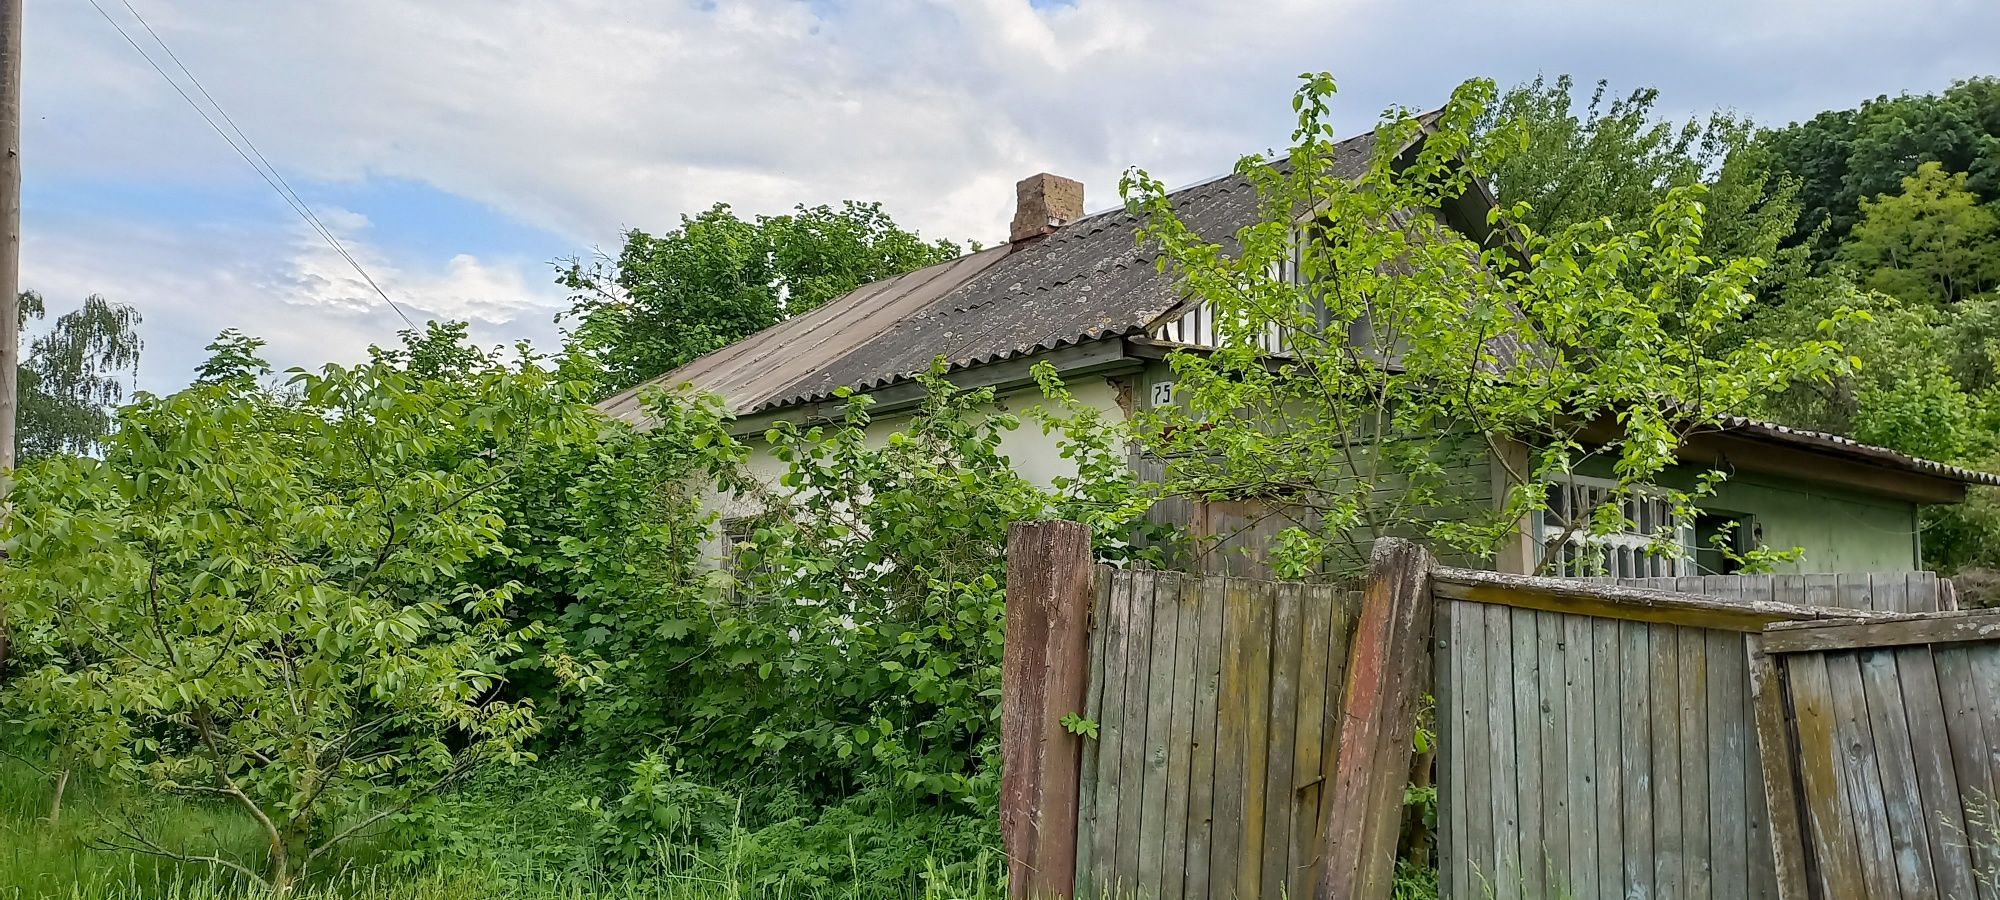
xmin=1074 ymin=567 xmax=1363 ymax=900
xmin=1001 ymin=523 xmax=1432 ymax=900
xmin=1587 ymin=572 xmax=1954 ymax=614
xmin=1000 ymin=519 xmax=1982 ymax=900
xmin=1432 ymin=570 xmax=1880 ymax=900
xmin=1750 ymin=611 xmax=2000 ymax=899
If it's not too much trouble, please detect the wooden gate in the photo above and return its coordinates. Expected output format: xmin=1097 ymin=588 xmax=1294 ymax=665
xmin=1002 ymin=524 xmax=1433 ymax=900
xmin=1749 ymin=611 xmax=2000 ymax=899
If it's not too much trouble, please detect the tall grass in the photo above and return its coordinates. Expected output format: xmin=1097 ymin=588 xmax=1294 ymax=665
xmin=0 ymin=755 xmax=268 ymax=899
xmin=0 ymin=755 xmax=1006 ymax=900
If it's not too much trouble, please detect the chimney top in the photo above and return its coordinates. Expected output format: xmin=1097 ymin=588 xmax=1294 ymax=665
xmin=1010 ymin=173 xmax=1084 ymax=245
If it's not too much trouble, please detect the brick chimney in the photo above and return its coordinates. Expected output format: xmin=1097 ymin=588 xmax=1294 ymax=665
xmin=1010 ymin=173 xmax=1084 ymax=245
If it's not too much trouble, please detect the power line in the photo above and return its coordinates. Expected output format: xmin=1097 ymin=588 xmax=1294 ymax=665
xmin=82 ymin=0 xmax=418 ymax=328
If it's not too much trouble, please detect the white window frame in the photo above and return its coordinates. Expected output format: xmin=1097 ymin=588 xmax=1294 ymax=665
xmin=1533 ymin=474 xmax=1694 ymax=579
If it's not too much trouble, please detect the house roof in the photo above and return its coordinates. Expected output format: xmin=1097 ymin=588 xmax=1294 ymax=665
xmin=594 ymin=129 xmax=1384 ymax=424
xmin=1709 ymin=415 xmax=2000 ymax=488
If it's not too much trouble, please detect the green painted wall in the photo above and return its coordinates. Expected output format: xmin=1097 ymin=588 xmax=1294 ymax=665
xmin=1571 ymin=456 xmax=1921 ymax=574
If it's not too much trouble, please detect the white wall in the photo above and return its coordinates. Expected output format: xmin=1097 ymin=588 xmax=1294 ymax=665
xmin=705 ymin=375 xmax=1134 ymax=560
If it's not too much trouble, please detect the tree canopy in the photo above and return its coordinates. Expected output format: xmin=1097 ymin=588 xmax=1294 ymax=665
xmin=559 ymin=201 xmax=963 ymax=395
xmin=1128 ymin=74 xmax=1848 ymax=578
xmin=14 ymin=291 xmax=142 ymax=460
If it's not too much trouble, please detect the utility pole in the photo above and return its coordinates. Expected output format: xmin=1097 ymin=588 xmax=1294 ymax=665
xmin=0 ymin=0 xmax=20 ymax=683
xmin=0 ymin=0 xmax=18 ymax=473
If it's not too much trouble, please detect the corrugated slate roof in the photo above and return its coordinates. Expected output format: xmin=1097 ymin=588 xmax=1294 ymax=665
xmin=597 ymin=130 xmax=1382 ymax=422
xmin=1712 ymin=415 xmax=2000 ymax=487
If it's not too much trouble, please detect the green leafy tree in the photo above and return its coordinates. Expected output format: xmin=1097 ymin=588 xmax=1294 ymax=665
xmin=1765 ymin=77 xmax=2000 ymax=254
xmin=560 ymin=201 xmax=962 ymax=394
xmin=1481 ymin=75 xmax=1801 ymax=267
xmin=1837 ymin=162 xmax=2000 ymax=306
xmin=0 ymin=335 xmax=604 ymax=891
xmin=14 ymin=291 xmax=142 ymax=460
xmin=1125 ymin=74 xmax=1850 ymax=577
xmin=468 ymin=360 xmax=1161 ymax=870
xmin=191 ymin=328 xmax=273 ymax=387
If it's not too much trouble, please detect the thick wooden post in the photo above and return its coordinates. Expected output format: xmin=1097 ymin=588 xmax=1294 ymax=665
xmin=1002 ymin=520 xmax=1095 ymax=900
xmin=1317 ymin=537 xmax=1434 ymax=900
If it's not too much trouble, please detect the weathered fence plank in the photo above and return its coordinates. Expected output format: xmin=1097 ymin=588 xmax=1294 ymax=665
xmin=1488 ymin=602 xmax=1523 ymax=899
xmin=1560 ymin=612 xmax=1596 ymax=900
xmin=1316 ymin=538 xmax=1435 ymax=900
xmin=1156 ymin=577 xmax=1199 ymax=900
xmin=1180 ymin=570 xmax=1226 ymax=900
xmin=1283 ymin=585 xmax=1335 ymax=900
xmin=1087 ymin=564 xmax=1134 ymax=896
xmin=1113 ymin=569 xmax=1155 ymax=890
xmin=1136 ymin=572 xmax=1181 ymax=900
xmin=1591 ymin=617 xmax=1625 ymax=900
xmin=1071 ymin=571 xmax=1112 ymax=889
xmin=1512 ymin=606 xmax=1546 ymax=898
xmin=1258 ymin=582 xmax=1304 ymax=897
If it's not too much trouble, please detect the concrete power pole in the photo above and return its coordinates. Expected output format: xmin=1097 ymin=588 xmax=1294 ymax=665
xmin=0 ymin=0 xmax=19 ymax=682
xmin=0 ymin=0 xmax=18 ymax=474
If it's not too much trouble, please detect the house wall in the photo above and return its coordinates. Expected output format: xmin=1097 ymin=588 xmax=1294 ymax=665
xmin=1567 ymin=455 xmax=1921 ymax=574
xmin=706 ymin=375 xmax=1135 ymax=560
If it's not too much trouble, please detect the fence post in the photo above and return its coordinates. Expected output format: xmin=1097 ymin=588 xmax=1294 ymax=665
xmin=1317 ymin=537 xmax=1434 ymax=900
xmin=1002 ymin=520 xmax=1095 ymax=900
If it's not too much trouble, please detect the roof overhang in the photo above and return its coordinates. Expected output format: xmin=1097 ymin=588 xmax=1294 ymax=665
xmin=723 ymin=336 xmax=1142 ymax=438
xmin=1577 ymin=415 xmax=1999 ymax=505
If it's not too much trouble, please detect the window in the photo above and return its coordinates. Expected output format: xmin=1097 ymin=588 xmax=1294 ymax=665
xmin=1534 ymin=475 xmax=1693 ymax=578
xmin=720 ymin=514 xmax=777 ymax=602
xmin=1694 ymin=511 xmax=1760 ymax=575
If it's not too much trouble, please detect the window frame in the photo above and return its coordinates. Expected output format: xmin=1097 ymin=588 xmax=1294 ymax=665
xmin=1533 ymin=473 xmax=1694 ymax=579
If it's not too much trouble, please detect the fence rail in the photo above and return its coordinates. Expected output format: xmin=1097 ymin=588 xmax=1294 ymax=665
xmin=1585 ymin=572 xmax=1954 ymax=614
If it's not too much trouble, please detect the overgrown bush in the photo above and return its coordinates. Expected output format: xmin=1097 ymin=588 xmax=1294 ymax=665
xmin=0 ymin=331 xmax=604 ymax=891
xmin=501 ymin=361 xmax=1162 ymax=855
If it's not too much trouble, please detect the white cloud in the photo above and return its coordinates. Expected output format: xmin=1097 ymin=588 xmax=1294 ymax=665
xmin=277 ymin=209 xmax=557 ymax=324
xmin=22 ymin=207 xmax=564 ymax=393
xmin=20 ymin=0 xmax=1999 ymax=388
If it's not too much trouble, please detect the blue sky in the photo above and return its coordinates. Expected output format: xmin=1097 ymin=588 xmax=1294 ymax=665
xmin=25 ymin=0 xmax=2000 ymax=392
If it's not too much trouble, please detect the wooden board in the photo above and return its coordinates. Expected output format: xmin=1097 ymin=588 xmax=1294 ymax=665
xmin=1756 ymin=622 xmax=2000 ymax=900
xmin=1071 ymin=567 xmax=1365 ymax=900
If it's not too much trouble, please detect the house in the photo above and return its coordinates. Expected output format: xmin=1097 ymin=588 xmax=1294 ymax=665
xmin=597 ymin=126 xmax=2000 ymax=578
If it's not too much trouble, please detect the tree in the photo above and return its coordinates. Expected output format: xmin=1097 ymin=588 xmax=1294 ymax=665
xmin=14 ymin=291 xmax=142 ymax=459
xmin=1837 ymin=162 xmax=2000 ymax=306
xmin=1481 ymin=75 xmax=1801 ymax=268
xmin=560 ymin=201 xmax=963 ymax=395
xmin=1124 ymin=74 xmax=1850 ymax=577
xmin=0 ymin=334 xmax=602 ymax=891
xmin=1765 ymin=77 xmax=2000 ymax=255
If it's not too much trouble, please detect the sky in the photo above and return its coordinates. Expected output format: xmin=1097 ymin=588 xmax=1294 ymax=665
xmin=25 ymin=0 xmax=2000 ymax=392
